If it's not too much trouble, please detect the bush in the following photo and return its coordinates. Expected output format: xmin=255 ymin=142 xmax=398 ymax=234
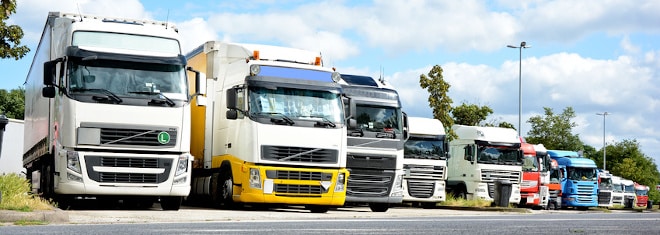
xmin=0 ymin=173 xmax=55 ymax=211
xmin=440 ymin=194 xmax=491 ymax=207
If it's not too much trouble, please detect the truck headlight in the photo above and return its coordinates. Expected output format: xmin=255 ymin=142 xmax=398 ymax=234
xmin=334 ymin=172 xmax=346 ymax=192
xmin=175 ymin=154 xmax=190 ymax=177
xmin=391 ymin=174 xmax=404 ymax=197
xmin=67 ymin=151 xmax=82 ymax=174
xmin=249 ymin=168 xmax=262 ymax=189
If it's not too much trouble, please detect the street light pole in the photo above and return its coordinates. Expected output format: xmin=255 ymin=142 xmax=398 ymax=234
xmin=507 ymin=41 xmax=530 ymax=137
xmin=596 ymin=112 xmax=610 ymax=170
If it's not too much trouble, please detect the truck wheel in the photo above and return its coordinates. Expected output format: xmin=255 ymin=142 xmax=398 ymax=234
xmin=216 ymin=169 xmax=237 ymax=208
xmin=421 ymin=202 xmax=437 ymax=209
xmin=547 ymin=202 xmax=556 ymax=210
xmin=160 ymin=196 xmax=182 ymax=211
xmin=306 ymin=205 xmax=329 ymax=213
xmin=453 ymin=187 xmax=467 ymax=200
xmin=369 ymin=203 xmax=390 ymax=212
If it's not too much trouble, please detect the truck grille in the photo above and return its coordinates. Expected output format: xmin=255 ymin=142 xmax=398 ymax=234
xmin=403 ymin=164 xmax=444 ymax=199
xmin=265 ymin=170 xmax=332 ymax=181
xmin=576 ymin=184 xmax=596 ymax=203
xmin=481 ymin=169 xmax=520 ymax=198
xmin=100 ymin=128 xmax=177 ymax=146
xmin=404 ymin=164 xmax=444 ymax=180
xmin=274 ymin=184 xmax=325 ymax=195
xmin=84 ymin=156 xmax=172 ymax=183
xmin=99 ymin=173 xmax=158 ymax=183
xmin=347 ymin=169 xmax=394 ymax=197
xmin=261 ymin=146 xmax=338 ymax=163
xmin=598 ymin=191 xmax=612 ymax=204
xmin=406 ymin=180 xmax=435 ymax=198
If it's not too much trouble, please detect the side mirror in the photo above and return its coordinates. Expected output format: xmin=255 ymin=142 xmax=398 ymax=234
xmin=226 ymin=109 xmax=238 ymax=120
xmin=187 ymin=67 xmax=207 ymax=106
xmin=226 ymin=87 xmax=237 ymax=110
xmin=43 ymin=60 xmax=58 ymax=86
xmin=402 ymin=112 xmax=409 ymax=140
xmin=42 ymin=87 xmax=56 ymax=98
xmin=348 ymin=118 xmax=357 ymax=128
xmin=464 ymin=145 xmax=473 ymax=162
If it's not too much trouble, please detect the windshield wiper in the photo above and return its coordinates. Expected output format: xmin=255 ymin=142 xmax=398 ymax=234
xmin=308 ymin=115 xmax=336 ymax=128
xmin=256 ymin=112 xmax=295 ymax=125
xmin=71 ymin=88 xmax=122 ymax=104
xmin=129 ymin=91 xmax=175 ymax=107
xmin=376 ymin=131 xmax=396 ymax=139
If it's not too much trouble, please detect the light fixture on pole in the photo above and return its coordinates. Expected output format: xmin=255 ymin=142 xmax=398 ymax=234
xmin=596 ymin=112 xmax=610 ymax=170
xmin=507 ymin=41 xmax=530 ymax=137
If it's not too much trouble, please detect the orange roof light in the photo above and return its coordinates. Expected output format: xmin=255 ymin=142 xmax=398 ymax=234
xmin=253 ymin=50 xmax=260 ymax=60
xmin=314 ymin=56 xmax=321 ymax=66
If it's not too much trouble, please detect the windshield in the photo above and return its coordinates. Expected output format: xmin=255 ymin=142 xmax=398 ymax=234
xmin=404 ymin=138 xmax=447 ymax=160
xmin=600 ymin=178 xmax=613 ymax=190
xmin=248 ymin=86 xmax=344 ymax=124
xmin=476 ymin=146 xmax=522 ymax=165
xmin=352 ymin=104 xmax=402 ymax=134
xmin=625 ymin=185 xmax=635 ymax=193
xmin=67 ymin=58 xmax=187 ymax=101
xmin=567 ymin=167 xmax=597 ymax=181
xmin=636 ymin=189 xmax=648 ymax=196
xmin=522 ymin=155 xmax=539 ymax=172
xmin=550 ymin=168 xmax=562 ymax=183
xmin=613 ymin=184 xmax=624 ymax=192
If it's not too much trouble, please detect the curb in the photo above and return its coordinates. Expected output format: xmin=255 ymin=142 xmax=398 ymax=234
xmin=0 ymin=208 xmax=69 ymax=223
xmin=435 ymin=205 xmax=530 ymax=212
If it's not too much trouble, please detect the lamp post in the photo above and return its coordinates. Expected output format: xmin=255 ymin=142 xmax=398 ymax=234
xmin=596 ymin=112 xmax=610 ymax=170
xmin=507 ymin=41 xmax=530 ymax=137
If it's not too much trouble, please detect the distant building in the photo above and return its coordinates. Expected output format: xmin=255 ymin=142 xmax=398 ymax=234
xmin=0 ymin=118 xmax=25 ymax=176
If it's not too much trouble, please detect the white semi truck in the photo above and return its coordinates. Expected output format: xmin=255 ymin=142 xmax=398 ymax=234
xmin=23 ymin=12 xmax=200 ymax=210
xmin=339 ymin=74 xmax=407 ymax=212
xmin=447 ymin=125 xmax=522 ymax=205
xmin=185 ymin=41 xmax=349 ymax=213
xmin=611 ymin=175 xmax=625 ymax=206
xmin=401 ymin=117 xmax=449 ymax=208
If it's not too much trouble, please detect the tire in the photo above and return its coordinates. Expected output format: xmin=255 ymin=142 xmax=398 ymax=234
xmin=547 ymin=202 xmax=557 ymax=210
xmin=453 ymin=187 xmax=467 ymax=200
xmin=306 ymin=205 xmax=329 ymax=213
xmin=369 ymin=203 xmax=390 ymax=212
xmin=160 ymin=196 xmax=182 ymax=211
xmin=421 ymin=202 xmax=437 ymax=209
xmin=219 ymin=170 xmax=234 ymax=204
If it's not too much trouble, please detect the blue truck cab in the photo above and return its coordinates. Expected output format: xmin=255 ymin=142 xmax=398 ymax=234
xmin=547 ymin=150 xmax=599 ymax=209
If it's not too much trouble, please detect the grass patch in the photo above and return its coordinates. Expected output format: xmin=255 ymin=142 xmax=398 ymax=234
xmin=13 ymin=220 xmax=48 ymax=226
xmin=0 ymin=173 xmax=55 ymax=211
xmin=439 ymin=194 xmax=491 ymax=207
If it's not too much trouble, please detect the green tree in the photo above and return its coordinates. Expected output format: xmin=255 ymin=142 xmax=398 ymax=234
xmin=419 ymin=65 xmax=455 ymax=139
xmin=597 ymin=139 xmax=660 ymax=189
xmin=451 ymin=102 xmax=493 ymax=126
xmin=525 ymin=107 xmax=583 ymax=150
xmin=1 ymin=0 xmax=30 ymax=59
xmin=0 ymin=87 xmax=24 ymax=119
xmin=497 ymin=121 xmax=515 ymax=129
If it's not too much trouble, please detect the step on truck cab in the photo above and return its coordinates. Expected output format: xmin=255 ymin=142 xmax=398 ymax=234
xmin=401 ymin=117 xmax=449 ymax=208
xmin=447 ymin=125 xmax=522 ymax=205
xmin=547 ymin=150 xmax=599 ymax=209
xmin=339 ymin=74 xmax=408 ymax=212
xmin=23 ymin=12 xmax=200 ymax=210
xmin=597 ymin=170 xmax=614 ymax=208
xmin=185 ymin=41 xmax=349 ymax=213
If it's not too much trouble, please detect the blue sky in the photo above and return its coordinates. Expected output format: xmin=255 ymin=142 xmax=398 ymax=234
xmin=3 ymin=0 xmax=660 ymax=171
